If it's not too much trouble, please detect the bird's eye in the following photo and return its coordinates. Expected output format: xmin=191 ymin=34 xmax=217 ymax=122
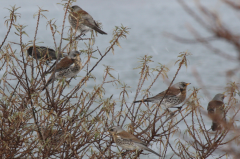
xmin=109 ymin=128 xmax=114 ymax=131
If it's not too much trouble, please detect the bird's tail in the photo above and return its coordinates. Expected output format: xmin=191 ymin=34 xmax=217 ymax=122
xmin=88 ymin=23 xmax=107 ymax=34
xmin=138 ymin=144 xmax=162 ymax=157
xmin=133 ymin=99 xmax=150 ymax=103
xmin=133 ymin=100 xmax=141 ymax=103
xmin=136 ymin=143 xmax=161 ymax=157
xmin=93 ymin=26 xmax=107 ymax=34
xmin=145 ymin=147 xmax=162 ymax=157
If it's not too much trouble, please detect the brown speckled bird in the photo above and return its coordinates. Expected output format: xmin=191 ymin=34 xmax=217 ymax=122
xmin=207 ymin=93 xmax=226 ymax=131
xmin=36 ymin=126 xmax=64 ymax=145
xmin=134 ymin=82 xmax=190 ymax=109
xmin=68 ymin=5 xmax=107 ymax=35
xmin=41 ymin=50 xmax=82 ymax=91
xmin=27 ymin=46 xmax=67 ymax=64
xmin=108 ymin=126 xmax=161 ymax=157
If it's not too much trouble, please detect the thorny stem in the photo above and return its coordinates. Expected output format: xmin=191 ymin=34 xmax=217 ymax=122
xmin=62 ymin=28 xmax=126 ymax=105
xmin=0 ymin=8 xmax=15 ymax=50
xmin=1 ymin=1 xmax=240 ymax=158
xmin=32 ymin=8 xmax=42 ymax=86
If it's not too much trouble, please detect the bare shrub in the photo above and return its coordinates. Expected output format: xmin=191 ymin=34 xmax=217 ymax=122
xmin=0 ymin=0 xmax=239 ymax=159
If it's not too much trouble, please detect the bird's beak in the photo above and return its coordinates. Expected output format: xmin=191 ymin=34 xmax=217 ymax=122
xmin=186 ymin=83 xmax=191 ymax=86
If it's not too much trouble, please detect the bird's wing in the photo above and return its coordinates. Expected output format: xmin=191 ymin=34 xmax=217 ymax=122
xmin=207 ymin=101 xmax=216 ymax=114
xmin=149 ymin=87 xmax=181 ymax=99
xmin=80 ymin=11 xmax=95 ymax=26
xmin=161 ymin=87 xmax=181 ymax=96
xmin=70 ymin=11 xmax=83 ymax=21
xmin=79 ymin=12 xmax=107 ymax=34
xmin=71 ymin=10 xmax=100 ymax=30
xmin=51 ymin=57 xmax=74 ymax=73
xmin=134 ymin=87 xmax=180 ymax=103
xmin=117 ymin=131 xmax=161 ymax=157
xmin=207 ymin=101 xmax=224 ymax=114
xmin=94 ymin=20 xmax=100 ymax=28
xmin=208 ymin=100 xmax=225 ymax=123
xmin=117 ymin=131 xmax=145 ymax=145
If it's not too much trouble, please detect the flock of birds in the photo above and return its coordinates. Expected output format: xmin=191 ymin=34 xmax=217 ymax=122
xmin=25 ymin=5 xmax=226 ymax=158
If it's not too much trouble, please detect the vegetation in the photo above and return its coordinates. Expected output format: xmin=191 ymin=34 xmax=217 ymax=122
xmin=0 ymin=0 xmax=239 ymax=158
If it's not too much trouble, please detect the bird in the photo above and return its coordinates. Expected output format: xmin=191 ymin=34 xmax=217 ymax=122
xmin=41 ymin=50 xmax=82 ymax=91
xmin=68 ymin=5 xmax=107 ymax=35
xmin=207 ymin=93 xmax=226 ymax=131
xmin=27 ymin=46 xmax=67 ymax=63
xmin=36 ymin=126 xmax=64 ymax=145
xmin=108 ymin=126 xmax=161 ymax=157
xmin=133 ymin=82 xmax=191 ymax=109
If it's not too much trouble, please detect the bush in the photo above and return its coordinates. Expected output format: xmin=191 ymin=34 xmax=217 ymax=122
xmin=0 ymin=0 xmax=239 ymax=158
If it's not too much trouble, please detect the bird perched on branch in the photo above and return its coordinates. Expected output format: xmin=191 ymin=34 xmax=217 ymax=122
xmin=41 ymin=50 xmax=82 ymax=91
xmin=207 ymin=93 xmax=226 ymax=131
xmin=108 ymin=126 xmax=161 ymax=157
xmin=27 ymin=46 xmax=67 ymax=64
xmin=36 ymin=126 xmax=64 ymax=145
xmin=133 ymin=82 xmax=190 ymax=109
xmin=68 ymin=5 xmax=107 ymax=35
